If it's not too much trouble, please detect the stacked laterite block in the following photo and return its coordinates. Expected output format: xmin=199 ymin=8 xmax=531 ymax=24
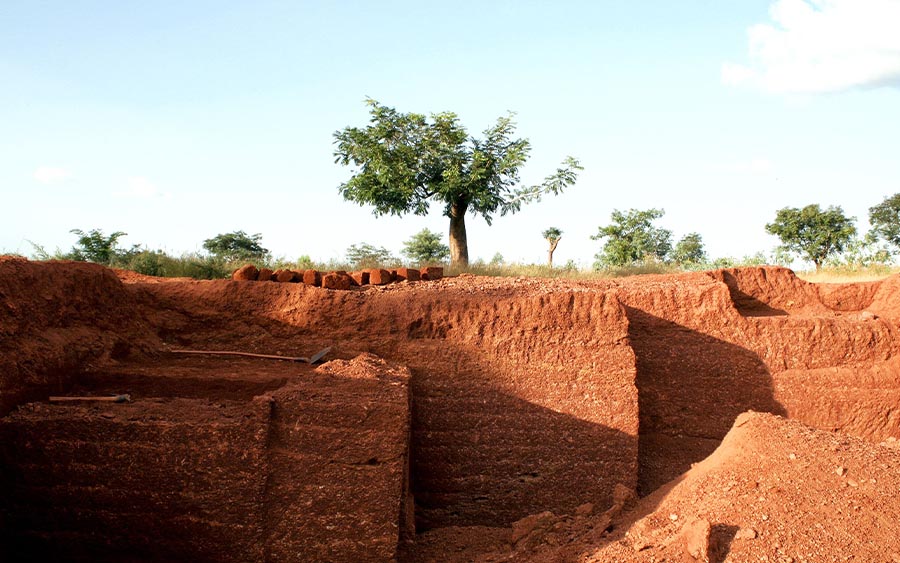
xmin=368 ymin=269 xmax=393 ymax=285
xmin=395 ymin=268 xmax=420 ymax=282
xmin=233 ymin=265 xmax=444 ymax=290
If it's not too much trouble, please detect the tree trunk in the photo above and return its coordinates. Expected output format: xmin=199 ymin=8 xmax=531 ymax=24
xmin=547 ymin=239 xmax=560 ymax=268
xmin=449 ymin=201 xmax=469 ymax=268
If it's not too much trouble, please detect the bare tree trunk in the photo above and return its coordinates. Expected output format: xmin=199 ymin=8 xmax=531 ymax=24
xmin=449 ymin=201 xmax=469 ymax=268
xmin=547 ymin=239 xmax=560 ymax=267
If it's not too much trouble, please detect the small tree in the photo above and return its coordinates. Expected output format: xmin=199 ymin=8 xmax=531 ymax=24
xmin=203 ymin=231 xmax=270 ymax=262
xmin=542 ymin=227 xmax=563 ymax=267
xmin=334 ymin=99 xmax=582 ymax=268
xmin=672 ymin=232 xmax=707 ymax=265
xmin=591 ymin=208 xmax=672 ymax=268
xmin=402 ymin=229 xmax=450 ymax=264
xmin=69 ymin=228 xmax=127 ymax=265
xmin=346 ymin=243 xmax=396 ymax=269
xmin=765 ymin=204 xmax=856 ymax=272
xmin=869 ymin=193 xmax=900 ymax=252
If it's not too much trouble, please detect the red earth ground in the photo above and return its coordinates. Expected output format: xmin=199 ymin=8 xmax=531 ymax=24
xmin=1 ymin=256 xmax=899 ymax=562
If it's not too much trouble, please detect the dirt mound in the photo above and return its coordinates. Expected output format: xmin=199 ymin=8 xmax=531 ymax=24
xmin=0 ymin=257 xmax=159 ymax=415
xmin=436 ymin=412 xmax=900 ymax=562
xmin=567 ymin=412 xmax=900 ymax=562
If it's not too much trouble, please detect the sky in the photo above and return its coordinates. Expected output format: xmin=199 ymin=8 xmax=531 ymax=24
xmin=2 ymin=0 xmax=899 ymax=268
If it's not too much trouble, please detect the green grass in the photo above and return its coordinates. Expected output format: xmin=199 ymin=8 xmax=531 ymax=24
xmin=14 ymin=246 xmax=898 ymax=283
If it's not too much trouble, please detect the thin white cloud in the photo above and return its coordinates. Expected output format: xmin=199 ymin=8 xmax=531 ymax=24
xmin=114 ymin=176 xmax=168 ymax=199
xmin=723 ymin=0 xmax=900 ymax=94
xmin=33 ymin=166 xmax=72 ymax=184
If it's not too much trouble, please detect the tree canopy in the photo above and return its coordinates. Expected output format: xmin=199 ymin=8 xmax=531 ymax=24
xmin=591 ymin=208 xmax=672 ymax=268
xmin=346 ymin=242 xmax=396 ymax=269
xmin=765 ymin=204 xmax=856 ymax=271
xmin=869 ymin=193 xmax=900 ymax=251
xmin=333 ymin=99 xmax=582 ymax=267
xmin=69 ymin=228 xmax=127 ymax=265
xmin=202 ymin=231 xmax=269 ymax=262
xmin=672 ymin=232 xmax=707 ymax=265
xmin=402 ymin=228 xmax=450 ymax=265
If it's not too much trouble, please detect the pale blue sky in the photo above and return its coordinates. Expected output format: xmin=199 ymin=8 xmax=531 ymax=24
xmin=3 ymin=1 xmax=899 ymax=266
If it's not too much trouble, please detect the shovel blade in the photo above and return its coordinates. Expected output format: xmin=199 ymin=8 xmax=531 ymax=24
xmin=307 ymin=347 xmax=332 ymax=364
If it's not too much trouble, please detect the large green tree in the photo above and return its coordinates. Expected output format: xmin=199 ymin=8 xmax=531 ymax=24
xmin=672 ymin=232 xmax=707 ymax=265
xmin=334 ymin=99 xmax=582 ymax=267
xmin=765 ymin=204 xmax=856 ymax=272
xmin=869 ymin=193 xmax=900 ymax=251
xmin=346 ymin=242 xmax=396 ymax=268
xmin=402 ymin=228 xmax=450 ymax=265
xmin=591 ymin=208 xmax=672 ymax=268
xmin=203 ymin=231 xmax=269 ymax=262
xmin=69 ymin=228 xmax=127 ymax=265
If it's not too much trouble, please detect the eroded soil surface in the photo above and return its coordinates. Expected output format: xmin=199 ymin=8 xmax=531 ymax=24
xmin=2 ymin=257 xmax=899 ymax=562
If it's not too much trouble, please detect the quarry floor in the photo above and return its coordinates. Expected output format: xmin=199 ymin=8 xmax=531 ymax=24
xmin=2 ymin=258 xmax=900 ymax=562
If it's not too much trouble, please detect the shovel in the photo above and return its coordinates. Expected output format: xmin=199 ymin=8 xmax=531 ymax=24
xmin=170 ymin=347 xmax=332 ymax=364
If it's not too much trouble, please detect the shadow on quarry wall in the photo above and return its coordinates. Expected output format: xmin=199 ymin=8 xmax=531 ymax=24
xmin=625 ymin=307 xmax=788 ymax=494
xmin=720 ymin=271 xmax=788 ymax=317
xmin=407 ymin=366 xmax=636 ymax=530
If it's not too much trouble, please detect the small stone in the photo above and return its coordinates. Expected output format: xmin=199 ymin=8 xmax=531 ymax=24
xmin=510 ymin=511 xmax=556 ymax=545
xmin=575 ymin=503 xmax=594 ymax=516
xmin=788 ymin=453 xmax=797 ymax=460
xmin=836 ymin=466 xmax=847 ymax=477
xmin=735 ymin=527 xmax=758 ymax=540
xmin=679 ymin=517 xmax=711 ymax=561
xmin=612 ymin=483 xmax=637 ymax=507
xmin=846 ymin=478 xmax=859 ymax=488
xmin=761 ymin=514 xmax=769 ymax=521
xmin=632 ymin=537 xmax=652 ymax=552
xmin=669 ymin=513 xmax=679 ymax=521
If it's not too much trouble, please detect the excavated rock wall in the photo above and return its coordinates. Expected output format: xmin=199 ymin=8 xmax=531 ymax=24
xmin=0 ymin=357 xmax=411 ymax=563
xmin=0 ymin=398 xmax=272 ymax=562
xmin=159 ymin=281 xmax=640 ymax=528
xmin=617 ymin=267 xmax=900 ymax=492
xmin=263 ymin=356 xmax=412 ymax=562
xmin=2 ymin=259 xmax=899 ymax=556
